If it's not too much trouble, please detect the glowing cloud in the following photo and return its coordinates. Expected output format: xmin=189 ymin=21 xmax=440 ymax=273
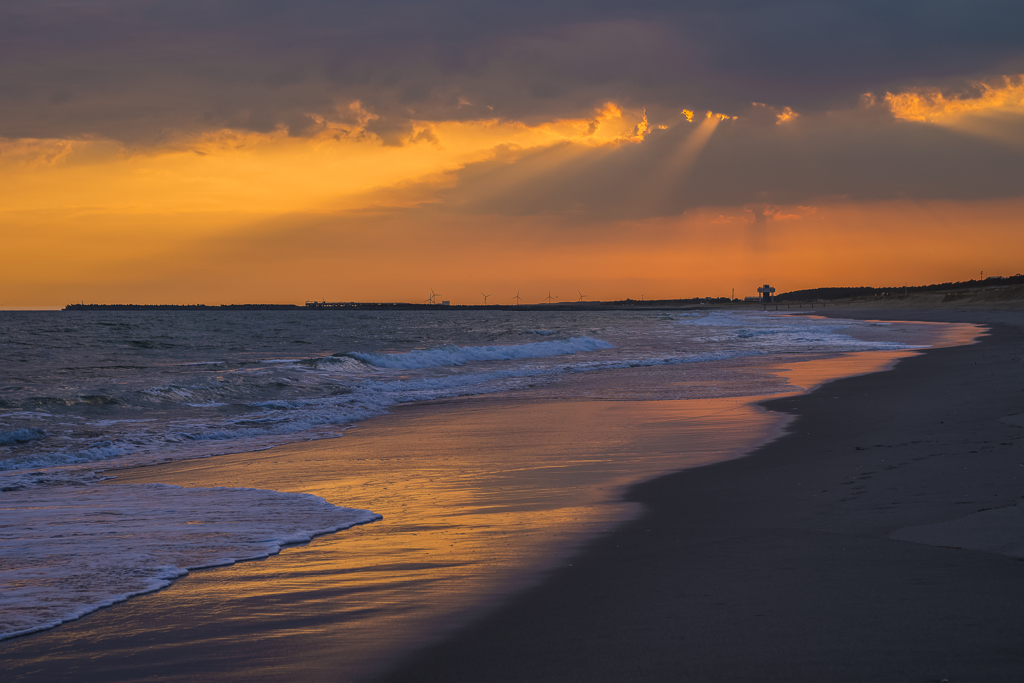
xmin=0 ymin=101 xmax=652 ymax=220
xmin=774 ymin=107 xmax=798 ymax=124
xmin=749 ymin=103 xmax=798 ymax=125
xmin=527 ymin=102 xmax=650 ymax=146
xmin=885 ymin=76 xmax=1024 ymax=122
xmin=884 ymin=75 xmax=1024 ymax=148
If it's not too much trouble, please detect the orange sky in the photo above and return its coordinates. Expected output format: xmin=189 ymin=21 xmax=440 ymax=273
xmin=3 ymin=79 xmax=1023 ymax=307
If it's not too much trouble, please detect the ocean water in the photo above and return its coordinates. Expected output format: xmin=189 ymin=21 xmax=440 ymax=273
xmin=0 ymin=308 xmax=924 ymax=640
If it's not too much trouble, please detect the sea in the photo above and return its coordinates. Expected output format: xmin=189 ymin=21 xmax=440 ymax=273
xmin=0 ymin=308 xmax=933 ymax=643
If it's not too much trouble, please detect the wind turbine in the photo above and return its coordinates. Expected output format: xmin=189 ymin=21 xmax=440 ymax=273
xmin=577 ymin=290 xmax=586 ymax=302
xmin=481 ymin=292 xmax=491 ymax=305
xmin=427 ymin=289 xmax=437 ymax=305
xmin=545 ymin=290 xmax=557 ymax=304
xmin=512 ymin=290 xmax=522 ymax=306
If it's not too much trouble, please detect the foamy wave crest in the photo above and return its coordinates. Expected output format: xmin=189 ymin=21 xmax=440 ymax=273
xmin=676 ymin=311 xmax=926 ymax=353
xmin=347 ymin=336 xmax=614 ymax=369
xmin=0 ymin=484 xmax=381 ymax=641
xmin=0 ymin=428 xmax=46 ymax=446
xmin=0 ymin=441 xmax=123 ymax=472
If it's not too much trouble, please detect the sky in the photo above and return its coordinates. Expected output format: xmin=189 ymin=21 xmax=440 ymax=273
xmin=2 ymin=0 xmax=1024 ymax=307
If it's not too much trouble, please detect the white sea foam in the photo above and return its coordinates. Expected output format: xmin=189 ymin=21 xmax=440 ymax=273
xmin=675 ymin=311 xmax=922 ymax=354
xmin=0 ymin=428 xmax=46 ymax=446
xmin=0 ymin=484 xmax=381 ymax=641
xmin=347 ymin=336 xmax=614 ymax=369
xmin=1 ymin=441 xmax=125 ymax=473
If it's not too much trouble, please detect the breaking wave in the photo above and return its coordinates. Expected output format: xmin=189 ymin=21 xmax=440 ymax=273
xmin=346 ymin=336 xmax=615 ymax=369
xmin=0 ymin=428 xmax=46 ymax=446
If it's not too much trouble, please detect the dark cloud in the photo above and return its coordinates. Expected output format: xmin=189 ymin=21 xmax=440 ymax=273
xmin=1 ymin=0 xmax=1022 ymax=142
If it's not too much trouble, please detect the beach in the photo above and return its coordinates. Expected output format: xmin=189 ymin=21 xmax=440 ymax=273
xmin=7 ymin=1 xmax=1023 ymax=678
xmin=378 ymin=308 xmax=1024 ymax=682
xmin=1 ymin=308 xmax=1020 ymax=681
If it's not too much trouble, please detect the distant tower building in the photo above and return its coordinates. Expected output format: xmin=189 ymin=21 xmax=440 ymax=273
xmin=757 ymin=284 xmax=776 ymax=303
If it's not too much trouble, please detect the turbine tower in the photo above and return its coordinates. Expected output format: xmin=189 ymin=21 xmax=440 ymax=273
xmin=577 ymin=290 xmax=586 ymax=302
xmin=427 ymin=289 xmax=437 ymax=305
xmin=545 ymin=290 xmax=557 ymax=304
xmin=481 ymin=292 xmax=491 ymax=305
xmin=512 ymin=290 xmax=522 ymax=306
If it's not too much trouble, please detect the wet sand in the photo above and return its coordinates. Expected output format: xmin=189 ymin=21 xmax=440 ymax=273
xmin=0 ymin=386 xmax=791 ymax=681
xmin=378 ymin=309 xmax=1024 ymax=682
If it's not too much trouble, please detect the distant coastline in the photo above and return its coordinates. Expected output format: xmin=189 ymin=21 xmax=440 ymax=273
xmin=60 ymin=275 xmax=1024 ymax=312
xmin=61 ymin=299 xmax=740 ymax=312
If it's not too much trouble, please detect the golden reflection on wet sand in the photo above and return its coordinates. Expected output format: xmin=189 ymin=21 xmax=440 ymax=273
xmin=106 ymin=395 xmax=784 ymax=681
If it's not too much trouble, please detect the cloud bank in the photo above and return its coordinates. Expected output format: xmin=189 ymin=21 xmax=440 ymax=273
xmin=2 ymin=1 xmax=1023 ymax=143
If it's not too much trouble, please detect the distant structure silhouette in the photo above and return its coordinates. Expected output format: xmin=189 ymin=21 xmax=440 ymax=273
xmin=545 ymin=290 xmax=557 ymax=304
xmin=577 ymin=290 xmax=586 ymax=302
xmin=757 ymin=284 xmax=776 ymax=303
xmin=481 ymin=292 xmax=491 ymax=304
xmin=512 ymin=290 xmax=522 ymax=305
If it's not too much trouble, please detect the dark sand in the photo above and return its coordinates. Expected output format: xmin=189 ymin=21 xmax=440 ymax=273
xmin=377 ymin=309 xmax=1024 ymax=682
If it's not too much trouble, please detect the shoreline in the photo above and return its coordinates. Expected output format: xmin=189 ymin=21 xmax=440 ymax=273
xmin=0 ymin=396 xmax=792 ymax=681
xmin=0 ymin=312 xmax=1003 ymax=681
xmin=0 ymin=350 xmax=940 ymax=680
xmin=376 ymin=308 xmax=1024 ymax=682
